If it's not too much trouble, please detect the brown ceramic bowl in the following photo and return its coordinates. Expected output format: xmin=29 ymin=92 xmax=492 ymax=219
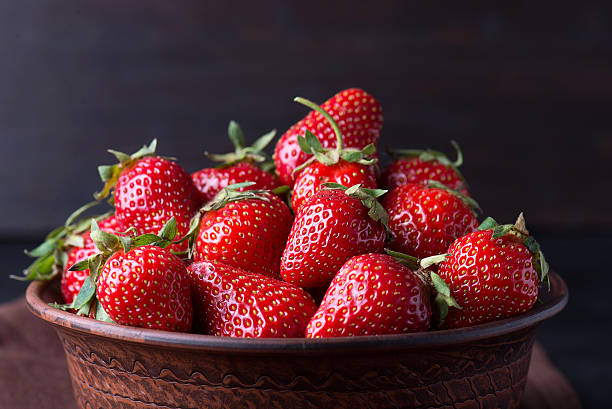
xmin=26 ymin=272 xmax=567 ymax=409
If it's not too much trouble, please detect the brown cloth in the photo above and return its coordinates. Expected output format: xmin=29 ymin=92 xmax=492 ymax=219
xmin=0 ymin=297 xmax=582 ymax=409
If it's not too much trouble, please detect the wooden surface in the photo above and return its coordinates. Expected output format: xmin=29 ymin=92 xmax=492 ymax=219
xmin=1 ymin=1 xmax=611 ymax=235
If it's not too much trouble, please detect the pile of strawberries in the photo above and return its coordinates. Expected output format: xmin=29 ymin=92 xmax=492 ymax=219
xmin=20 ymin=88 xmax=549 ymax=338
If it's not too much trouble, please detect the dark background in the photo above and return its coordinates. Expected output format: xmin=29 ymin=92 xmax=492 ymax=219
xmin=1 ymin=1 xmax=611 ymax=407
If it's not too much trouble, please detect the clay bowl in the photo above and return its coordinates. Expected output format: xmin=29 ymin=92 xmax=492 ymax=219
xmin=26 ymin=272 xmax=567 ymax=409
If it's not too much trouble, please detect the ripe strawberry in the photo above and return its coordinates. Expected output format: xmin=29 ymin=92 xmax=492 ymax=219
xmin=193 ymin=183 xmax=293 ymax=279
xmin=274 ymin=88 xmax=383 ymax=186
xmin=192 ymin=121 xmax=281 ymax=202
xmin=281 ymin=184 xmax=387 ymax=288
xmin=97 ymin=245 xmax=192 ymax=331
xmin=96 ymin=140 xmax=201 ymax=253
xmin=289 ymin=97 xmax=378 ymax=211
xmin=382 ymin=182 xmax=480 ymax=259
xmin=65 ymin=217 xmax=193 ymax=331
xmin=193 ymin=162 xmax=281 ymax=203
xmin=437 ymin=214 xmax=549 ymax=328
xmin=61 ymin=215 xmax=123 ymax=303
xmin=381 ymin=142 xmax=467 ymax=194
xmin=188 ymin=260 xmax=317 ymax=337
xmin=306 ymin=253 xmax=431 ymax=337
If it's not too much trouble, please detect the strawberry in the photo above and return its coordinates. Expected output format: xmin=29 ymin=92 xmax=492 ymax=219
xmin=61 ymin=215 xmax=123 ymax=303
xmin=437 ymin=214 xmax=549 ymax=328
xmin=63 ymin=218 xmax=193 ymax=331
xmin=97 ymin=244 xmax=192 ymax=331
xmin=274 ymin=88 xmax=383 ymax=186
xmin=281 ymin=184 xmax=387 ymax=288
xmin=382 ymin=182 xmax=480 ymax=259
xmin=188 ymin=260 xmax=317 ymax=337
xmin=306 ymin=253 xmax=432 ymax=337
xmin=381 ymin=142 xmax=468 ymax=194
xmin=192 ymin=121 xmax=282 ymax=202
xmin=192 ymin=183 xmax=293 ymax=279
xmin=95 ymin=140 xmax=201 ymax=254
xmin=289 ymin=97 xmax=378 ymax=211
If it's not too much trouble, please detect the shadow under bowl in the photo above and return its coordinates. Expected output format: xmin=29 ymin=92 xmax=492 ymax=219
xmin=26 ymin=272 xmax=567 ymax=409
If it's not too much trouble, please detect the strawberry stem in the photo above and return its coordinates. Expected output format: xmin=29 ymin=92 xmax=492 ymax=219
xmin=294 ymin=97 xmax=344 ymax=152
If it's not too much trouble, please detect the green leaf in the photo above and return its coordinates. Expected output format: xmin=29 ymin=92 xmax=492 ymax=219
xmin=313 ymin=151 xmax=336 ymax=166
xmin=69 ymin=259 xmax=90 ymax=272
xmin=132 ymin=234 xmax=161 ymax=247
xmin=97 ymin=165 xmax=115 ymax=182
xmin=87 ymin=253 xmax=104 ymax=283
xmin=251 ymin=129 xmax=276 ymax=153
xmin=225 ymin=181 xmax=256 ymax=190
xmin=304 ymin=130 xmax=324 ymax=153
xmin=158 ymin=217 xmax=178 ymax=242
xmin=130 ymin=139 xmax=157 ymax=159
xmin=107 ymin=149 xmax=131 ymax=163
xmin=26 ymin=237 xmax=60 ymax=258
xmin=72 ymin=276 xmax=96 ymax=311
xmin=340 ymin=151 xmax=361 ymax=162
xmin=228 ymin=120 xmax=246 ymax=150
xmin=90 ymin=220 xmax=120 ymax=253
xmin=118 ymin=235 xmax=133 ymax=253
xmin=478 ymin=217 xmax=499 ymax=230
xmin=491 ymin=224 xmax=514 ymax=239
xmin=11 ymin=253 xmax=56 ymax=281
xmin=421 ymin=254 xmax=450 ymax=270
xmin=64 ymin=234 xmax=85 ymax=248
xmin=384 ymin=248 xmax=420 ymax=270
xmin=361 ymin=143 xmax=376 ymax=156
xmin=297 ymin=135 xmax=312 ymax=154
xmin=96 ymin=302 xmax=115 ymax=323
xmin=272 ymin=185 xmax=291 ymax=196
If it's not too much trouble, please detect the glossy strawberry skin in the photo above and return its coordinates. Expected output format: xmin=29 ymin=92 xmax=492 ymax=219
xmin=114 ymin=157 xmax=201 ymax=253
xmin=61 ymin=216 xmax=123 ymax=304
xmin=194 ymin=192 xmax=293 ymax=279
xmin=437 ymin=230 xmax=539 ymax=328
xmin=188 ymin=261 xmax=317 ymax=338
xmin=291 ymin=160 xmax=377 ymax=212
xmin=274 ymin=88 xmax=383 ymax=186
xmin=306 ymin=253 xmax=431 ymax=338
xmin=381 ymin=158 xmax=466 ymax=194
xmin=281 ymin=189 xmax=386 ymax=288
xmin=97 ymin=245 xmax=193 ymax=332
xmin=382 ymin=184 xmax=479 ymax=259
xmin=192 ymin=162 xmax=282 ymax=203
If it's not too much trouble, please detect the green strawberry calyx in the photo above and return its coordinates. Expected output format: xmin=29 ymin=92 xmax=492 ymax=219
xmin=322 ymin=182 xmax=389 ymax=231
xmin=478 ymin=212 xmax=550 ymax=287
xmin=391 ymin=141 xmax=465 ymax=179
xmin=205 ymin=120 xmax=276 ymax=168
xmin=426 ymin=180 xmax=482 ymax=216
xmin=178 ymin=182 xmax=274 ymax=258
xmin=384 ymin=248 xmax=460 ymax=327
xmin=12 ymin=201 xmax=112 ymax=282
xmin=50 ymin=217 xmax=179 ymax=321
xmin=291 ymin=97 xmax=377 ymax=175
xmin=94 ymin=139 xmax=159 ymax=201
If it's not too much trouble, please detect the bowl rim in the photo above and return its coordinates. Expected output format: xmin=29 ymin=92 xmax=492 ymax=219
xmin=25 ymin=271 xmax=567 ymax=354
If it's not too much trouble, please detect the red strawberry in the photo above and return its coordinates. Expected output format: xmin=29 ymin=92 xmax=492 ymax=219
xmin=97 ymin=245 xmax=192 ymax=331
xmin=382 ymin=182 xmax=480 ymax=259
xmin=66 ymin=217 xmax=193 ymax=331
xmin=95 ymin=140 xmax=201 ymax=253
xmin=193 ymin=184 xmax=293 ymax=279
xmin=188 ymin=260 xmax=317 ymax=337
xmin=381 ymin=142 xmax=467 ymax=194
xmin=193 ymin=162 xmax=281 ymax=203
xmin=437 ymin=214 xmax=548 ymax=328
xmin=274 ymin=88 xmax=383 ymax=186
xmin=192 ymin=121 xmax=281 ymax=202
xmin=61 ymin=215 xmax=123 ymax=303
xmin=306 ymin=253 xmax=431 ymax=337
xmin=289 ymin=97 xmax=378 ymax=211
xmin=281 ymin=184 xmax=387 ymax=288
